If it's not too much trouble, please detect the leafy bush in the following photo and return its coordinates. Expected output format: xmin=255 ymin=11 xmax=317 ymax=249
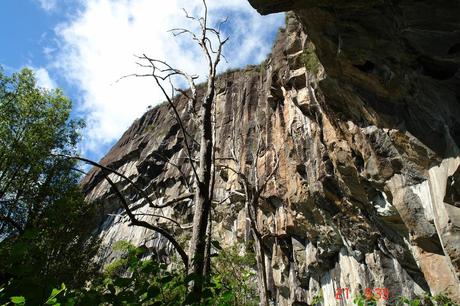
xmin=353 ymin=292 xmax=377 ymax=306
xmin=396 ymin=293 xmax=459 ymax=306
xmin=0 ymin=191 xmax=100 ymax=305
xmin=301 ymin=43 xmax=320 ymax=74
xmin=211 ymin=243 xmax=258 ymax=305
xmin=311 ymin=289 xmax=323 ymax=306
xmin=1 ymin=241 xmax=257 ymax=305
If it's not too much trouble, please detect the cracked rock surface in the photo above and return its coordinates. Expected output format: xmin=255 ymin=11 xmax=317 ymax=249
xmin=84 ymin=6 xmax=460 ymax=305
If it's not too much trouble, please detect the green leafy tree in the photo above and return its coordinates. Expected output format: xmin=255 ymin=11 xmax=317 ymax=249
xmin=0 ymin=67 xmax=83 ymax=235
xmin=0 ymin=67 xmax=98 ymax=304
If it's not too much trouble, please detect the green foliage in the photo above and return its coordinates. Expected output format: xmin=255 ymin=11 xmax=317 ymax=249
xmin=104 ymin=258 xmax=129 ymax=278
xmin=311 ymin=289 xmax=323 ymax=306
xmin=353 ymin=292 xmax=377 ymax=306
xmin=432 ymin=293 xmax=459 ymax=306
xmin=224 ymin=67 xmax=239 ymax=74
xmin=0 ymin=186 xmax=100 ymax=305
xmin=397 ymin=296 xmax=421 ymax=306
xmin=395 ymin=293 xmax=459 ymax=306
xmin=15 ymin=241 xmax=256 ymax=306
xmin=44 ymin=283 xmax=67 ymax=305
xmin=301 ymin=42 xmax=320 ymax=74
xmin=10 ymin=296 xmax=25 ymax=305
xmin=259 ymin=61 xmax=267 ymax=77
xmin=0 ymin=67 xmax=97 ymax=305
xmin=0 ymin=66 xmax=84 ymax=235
xmin=211 ymin=243 xmax=258 ymax=306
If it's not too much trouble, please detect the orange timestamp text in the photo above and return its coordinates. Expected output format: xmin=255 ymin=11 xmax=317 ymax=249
xmin=335 ymin=287 xmax=390 ymax=301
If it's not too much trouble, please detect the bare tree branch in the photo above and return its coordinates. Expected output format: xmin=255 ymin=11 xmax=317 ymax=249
xmin=137 ymin=54 xmax=201 ymax=184
xmin=56 ymin=154 xmax=183 ymax=210
xmin=0 ymin=214 xmax=23 ymax=234
xmin=132 ymin=213 xmax=193 ymax=230
xmin=103 ymin=172 xmax=189 ymax=270
xmin=151 ymin=152 xmax=194 ymax=192
xmin=114 ymin=1 xmax=229 ymax=299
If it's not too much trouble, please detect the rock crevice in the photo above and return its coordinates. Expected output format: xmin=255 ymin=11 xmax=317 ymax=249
xmin=84 ymin=5 xmax=460 ymax=305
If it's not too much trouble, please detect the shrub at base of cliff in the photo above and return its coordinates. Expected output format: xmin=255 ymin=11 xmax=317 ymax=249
xmin=396 ymin=294 xmax=459 ymax=306
xmin=0 ymin=187 xmax=100 ymax=305
xmin=26 ymin=242 xmax=258 ymax=305
xmin=211 ymin=243 xmax=258 ymax=306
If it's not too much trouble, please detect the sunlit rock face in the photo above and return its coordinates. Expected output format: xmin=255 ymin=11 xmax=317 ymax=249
xmin=83 ymin=5 xmax=460 ymax=305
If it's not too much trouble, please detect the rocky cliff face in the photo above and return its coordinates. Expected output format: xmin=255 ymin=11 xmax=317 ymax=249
xmin=83 ymin=3 xmax=460 ymax=305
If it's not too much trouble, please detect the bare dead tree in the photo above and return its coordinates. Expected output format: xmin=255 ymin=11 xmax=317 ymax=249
xmin=59 ymin=155 xmax=190 ymax=270
xmin=218 ymin=111 xmax=280 ymax=306
xmin=118 ymin=0 xmax=228 ymax=299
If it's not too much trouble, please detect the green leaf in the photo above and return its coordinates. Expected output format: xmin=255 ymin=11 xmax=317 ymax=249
xmin=10 ymin=296 xmax=25 ymax=304
xmin=46 ymin=298 xmax=57 ymax=305
xmin=220 ymin=291 xmax=234 ymax=303
xmin=411 ymin=300 xmax=420 ymax=306
xmin=51 ymin=288 xmax=61 ymax=297
xmin=45 ymin=283 xmax=67 ymax=304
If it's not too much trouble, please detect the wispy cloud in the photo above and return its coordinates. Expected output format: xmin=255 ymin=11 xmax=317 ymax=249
xmin=51 ymin=0 xmax=284 ymax=159
xmin=35 ymin=0 xmax=58 ymax=12
xmin=34 ymin=67 xmax=56 ymax=90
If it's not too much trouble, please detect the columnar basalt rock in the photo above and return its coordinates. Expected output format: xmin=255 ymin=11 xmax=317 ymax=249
xmin=83 ymin=5 xmax=460 ymax=305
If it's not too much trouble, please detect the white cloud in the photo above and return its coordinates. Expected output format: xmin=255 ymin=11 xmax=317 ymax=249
xmin=52 ymin=0 xmax=284 ymax=158
xmin=34 ymin=67 xmax=56 ymax=90
xmin=36 ymin=0 xmax=58 ymax=12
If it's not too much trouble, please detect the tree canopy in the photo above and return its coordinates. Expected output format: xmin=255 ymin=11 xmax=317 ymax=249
xmin=0 ymin=67 xmax=99 ymax=304
xmin=0 ymin=67 xmax=84 ymax=235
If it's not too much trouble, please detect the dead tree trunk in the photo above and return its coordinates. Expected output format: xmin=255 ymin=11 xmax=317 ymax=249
xmin=221 ymin=115 xmax=279 ymax=306
xmin=188 ymin=84 xmax=214 ymax=293
xmin=124 ymin=1 xmax=228 ymax=300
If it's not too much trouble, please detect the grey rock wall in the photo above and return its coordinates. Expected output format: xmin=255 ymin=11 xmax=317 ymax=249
xmin=83 ymin=7 xmax=460 ymax=305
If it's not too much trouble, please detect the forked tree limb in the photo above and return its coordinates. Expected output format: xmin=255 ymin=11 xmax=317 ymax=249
xmin=104 ymin=172 xmax=189 ymax=270
xmin=56 ymin=154 xmax=185 ymax=210
xmin=136 ymin=56 xmax=201 ymax=184
xmin=72 ymin=166 xmax=192 ymax=229
xmin=132 ymin=213 xmax=194 ymax=230
xmin=69 ymin=165 xmax=190 ymax=269
xmin=0 ymin=214 xmax=23 ymax=234
xmin=68 ymin=166 xmax=189 ymax=273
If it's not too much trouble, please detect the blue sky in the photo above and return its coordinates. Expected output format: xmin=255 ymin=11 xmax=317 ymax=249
xmin=0 ymin=1 xmax=78 ymax=97
xmin=0 ymin=0 xmax=284 ymax=162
